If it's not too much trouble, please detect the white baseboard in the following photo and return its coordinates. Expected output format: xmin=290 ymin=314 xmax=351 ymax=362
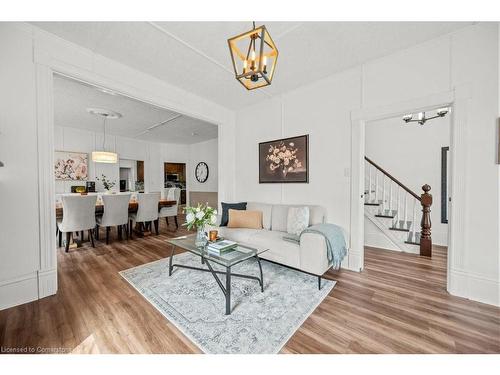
xmin=449 ymin=268 xmax=500 ymax=306
xmin=346 ymin=250 xmax=363 ymax=272
xmin=0 ymin=273 xmax=39 ymax=311
xmin=0 ymin=269 xmax=58 ymax=311
xmin=38 ymin=268 xmax=57 ymax=298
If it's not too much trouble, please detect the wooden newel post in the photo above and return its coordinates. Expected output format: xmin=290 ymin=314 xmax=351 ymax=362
xmin=420 ymin=184 xmax=432 ymax=257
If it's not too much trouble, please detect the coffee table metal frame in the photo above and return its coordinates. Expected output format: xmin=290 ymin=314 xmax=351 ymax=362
xmin=167 ymin=236 xmax=266 ymax=315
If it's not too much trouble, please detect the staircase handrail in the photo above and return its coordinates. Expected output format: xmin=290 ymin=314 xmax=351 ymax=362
xmin=364 ymin=156 xmax=420 ymax=201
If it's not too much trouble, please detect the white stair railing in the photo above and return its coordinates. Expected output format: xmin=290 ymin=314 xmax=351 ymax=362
xmin=364 ymin=156 xmax=432 ymax=255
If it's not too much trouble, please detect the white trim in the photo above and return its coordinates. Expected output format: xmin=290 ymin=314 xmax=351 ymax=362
xmin=38 ymin=269 xmax=57 ymax=298
xmin=0 ymin=273 xmax=38 ymax=311
xmin=447 ymin=84 xmax=472 ymax=293
xmin=26 ymin=22 xmax=236 ymax=310
xmin=349 ymin=88 xmax=466 ymax=293
xmin=448 ymin=268 xmax=500 ymax=306
xmin=347 ymin=250 xmax=363 ymax=272
xmin=35 ymin=64 xmax=57 ymax=275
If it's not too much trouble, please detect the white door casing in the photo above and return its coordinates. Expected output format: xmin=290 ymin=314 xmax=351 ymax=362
xmin=349 ymin=87 xmax=470 ymax=299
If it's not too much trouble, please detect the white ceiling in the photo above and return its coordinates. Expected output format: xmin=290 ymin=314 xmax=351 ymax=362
xmin=36 ymin=22 xmax=474 ymax=110
xmin=54 ymin=74 xmax=218 ymax=144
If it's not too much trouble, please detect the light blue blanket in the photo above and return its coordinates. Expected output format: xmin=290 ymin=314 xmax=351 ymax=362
xmin=300 ymin=223 xmax=347 ymax=269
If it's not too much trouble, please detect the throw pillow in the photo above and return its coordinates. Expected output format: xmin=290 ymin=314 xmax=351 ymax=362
xmin=286 ymin=206 xmax=310 ymax=236
xmin=220 ymin=202 xmax=247 ymax=226
xmin=227 ymin=209 xmax=263 ymax=229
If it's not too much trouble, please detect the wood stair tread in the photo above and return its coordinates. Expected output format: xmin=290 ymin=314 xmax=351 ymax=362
xmin=389 ymin=227 xmax=410 ymax=232
xmin=404 ymin=240 xmax=420 ymax=245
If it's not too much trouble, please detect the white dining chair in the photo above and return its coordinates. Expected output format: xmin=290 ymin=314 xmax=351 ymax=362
xmin=57 ymin=195 xmax=97 ymax=252
xmin=159 ymin=188 xmax=181 ymax=229
xmin=96 ymin=194 xmax=131 ymax=244
xmin=129 ymin=192 xmax=160 ymax=237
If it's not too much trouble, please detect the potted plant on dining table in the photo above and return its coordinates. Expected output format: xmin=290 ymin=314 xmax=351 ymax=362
xmin=96 ymin=174 xmax=116 ymax=193
xmin=183 ymin=203 xmax=217 ymax=247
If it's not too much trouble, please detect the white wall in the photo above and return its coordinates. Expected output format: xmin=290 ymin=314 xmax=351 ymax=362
xmin=0 ymin=24 xmax=40 ymax=309
xmin=1 ymin=21 xmax=498 ymax=310
xmin=234 ymin=23 xmax=499 ymax=306
xmin=365 ymin=115 xmax=450 ymax=247
xmin=189 ymin=138 xmax=218 ymax=193
xmin=54 ymin=125 xmax=217 ymax=197
xmin=0 ymin=22 xmax=234 ymax=311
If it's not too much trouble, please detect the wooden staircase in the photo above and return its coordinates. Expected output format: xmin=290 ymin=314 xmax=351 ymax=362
xmin=364 ymin=156 xmax=433 ymax=257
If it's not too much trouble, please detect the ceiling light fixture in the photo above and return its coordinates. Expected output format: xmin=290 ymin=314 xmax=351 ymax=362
xmin=87 ymin=108 xmax=122 ymax=163
xmin=403 ymin=107 xmax=450 ymax=126
xmin=228 ymin=22 xmax=278 ymax=90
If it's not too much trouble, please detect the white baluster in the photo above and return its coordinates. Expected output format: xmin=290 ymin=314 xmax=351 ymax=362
xmin=369 ymin=165 xmax=373 ymax=202
xmin=375 ymin=170 xmax=378 ymax=203
xmin=412 ymin=199 xmax=417 ymax=236
xmin=404 ymin=193 xmax=408 ymax=225
xmin=396 ymin=186 xmax=401 ymax=226
xmin=389 ymin=181 xmax=393 ymax=213
xmin=382 ymin=175 xmax=386 ymax=211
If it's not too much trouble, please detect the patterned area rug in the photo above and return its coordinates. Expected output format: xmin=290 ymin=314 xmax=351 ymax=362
xmin=119 ymin=252 xmax=335 ymax=353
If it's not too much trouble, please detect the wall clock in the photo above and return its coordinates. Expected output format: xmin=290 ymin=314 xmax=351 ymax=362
xmin=195 ymin=162 xmax=209 ymax=183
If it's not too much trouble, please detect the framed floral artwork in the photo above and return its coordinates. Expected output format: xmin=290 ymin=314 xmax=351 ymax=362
xmin=259 ymin=135 xmax=309 ymax=183
xmin=54 ymin=151 xmax=88 ymax=181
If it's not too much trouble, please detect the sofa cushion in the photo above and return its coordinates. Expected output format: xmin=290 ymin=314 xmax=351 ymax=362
xmin=287 ymin=206 xmax=310 ymax=235
xmin=271 ymin=203 xmax=325 ymax=230
xmin=271 ymin=205 xmax=289 ymax=232
xmin=252 ymin=230 xmax=301 ymax=269
xmin=220 ymin=202 xmax=246 ymax=226
xmin=227 ymin=209 xmax=263 ymax=229
xmin=216 ymin=226 xmax=264 ymax=244
xmin=308 ymin=205 xmax=326 ymax=225
xmin=247 ymin=202 xmax=272 ymax=230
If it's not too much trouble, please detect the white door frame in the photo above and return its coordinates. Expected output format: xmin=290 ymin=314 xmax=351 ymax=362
xmin=349 ymin=86 xmax=471 ymax=295
xmin=34 ymin=42 xmax=234 ymax=300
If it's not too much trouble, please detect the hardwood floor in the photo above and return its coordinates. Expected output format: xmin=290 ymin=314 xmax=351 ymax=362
xmin=1 ymin=218 xmax=499 ymax=354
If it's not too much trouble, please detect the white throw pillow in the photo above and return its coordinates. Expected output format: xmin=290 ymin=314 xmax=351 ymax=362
xmin=286 ymin=206 xmax=310 ymax=236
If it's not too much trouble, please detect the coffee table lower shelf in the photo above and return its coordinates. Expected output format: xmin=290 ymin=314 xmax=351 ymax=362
xmin=168 ymin=244 xmax=264 ymax=315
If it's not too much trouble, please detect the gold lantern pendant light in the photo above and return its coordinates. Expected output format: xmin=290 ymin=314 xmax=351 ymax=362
xmin=228 ymin=22 xmax=278 ymax=90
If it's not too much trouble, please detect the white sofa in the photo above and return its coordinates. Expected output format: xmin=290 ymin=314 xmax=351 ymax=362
xmin=214 ymin=202 xmax=331 ymax=285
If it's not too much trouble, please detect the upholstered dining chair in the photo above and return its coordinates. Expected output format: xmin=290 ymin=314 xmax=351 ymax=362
xmin=129 ymin=192 xmax=160 ymax=237
xmin=57 ymin=195 xmax=97 ymax=252
xmin=158 ymin=187 xmax=181 ymax=229
xmin=96 ymin=194 xmax=131 ymax=244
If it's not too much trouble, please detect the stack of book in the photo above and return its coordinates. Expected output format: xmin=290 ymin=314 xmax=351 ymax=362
xmin=207 ymin=240 xmax=237 ymax=255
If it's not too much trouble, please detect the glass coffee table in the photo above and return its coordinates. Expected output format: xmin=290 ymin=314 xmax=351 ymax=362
xmin=166 ymin=235 xmax=268 ymax=315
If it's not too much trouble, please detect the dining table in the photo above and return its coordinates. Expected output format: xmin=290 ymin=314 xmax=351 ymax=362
xmin=55 ymin=198 xmax=176 ymax=219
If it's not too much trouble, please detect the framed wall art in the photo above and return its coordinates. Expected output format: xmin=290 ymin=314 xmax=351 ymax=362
xmin=259 ymin=134 xmax=309 ymax=183
xmin=54 ymin=151 xmax=88 ymax=181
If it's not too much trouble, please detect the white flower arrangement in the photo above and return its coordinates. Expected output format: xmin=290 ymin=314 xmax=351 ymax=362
xmin=265 ymin=141 xmax=302 ymax=176
xmin=183 ymin=203 xmax=217 ymax=231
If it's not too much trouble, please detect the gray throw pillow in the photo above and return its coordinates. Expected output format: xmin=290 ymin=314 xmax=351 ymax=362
xmin=286 ymin=206 xmax=310 ymax=236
